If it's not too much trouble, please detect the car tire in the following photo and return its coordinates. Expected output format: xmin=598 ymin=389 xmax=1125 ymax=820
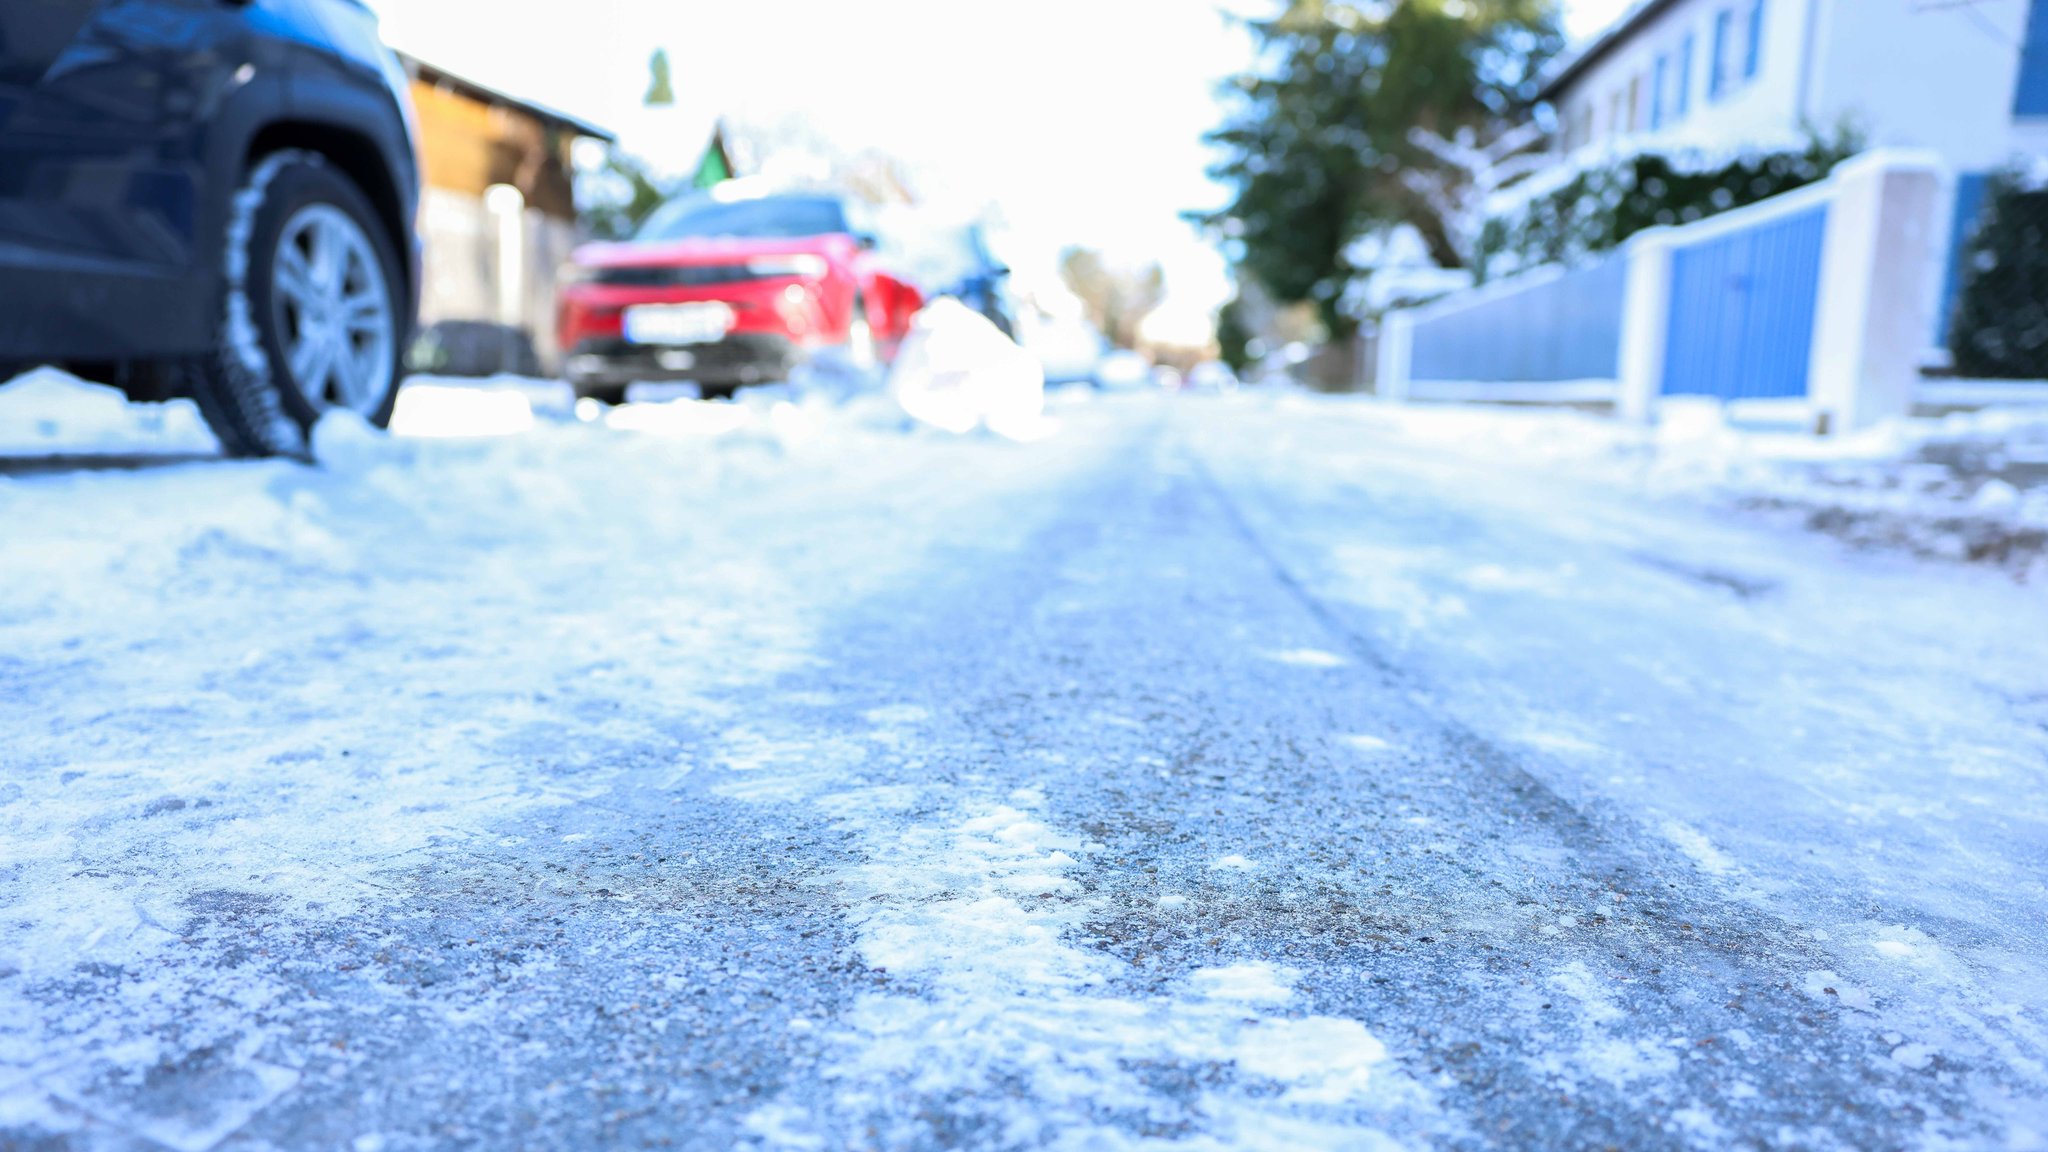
xmin=184 ymin=150 xmax=407 ymax=458
xmin=574 ymin=382 xmax=629 ymax=406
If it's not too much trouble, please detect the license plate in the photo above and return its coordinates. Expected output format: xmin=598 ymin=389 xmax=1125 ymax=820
xmin=623 ymin=302 xmax=733 ymax=345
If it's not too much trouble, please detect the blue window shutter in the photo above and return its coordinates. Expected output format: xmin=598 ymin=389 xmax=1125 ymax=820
xmin=1677 ymin=34 xmax=1695 ymax=117
xmin=2018 ymin=0 xmax=2048 ymax=116
xmin=1745 ymin=0 xmax=1765 ymax=79
xmin=1651 ymin=55 xmax=1668 ymax=129
xmin=1710 ymin=10 xmax=1733 ymax=100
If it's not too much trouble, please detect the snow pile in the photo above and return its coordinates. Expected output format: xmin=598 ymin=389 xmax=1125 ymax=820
xmin=1720 ymin=404 xmax=2048 ymax=568
xmin=0 ymin=368 xmax=217 ymax=456
xmin=887 ymin=298 xmax=1050 ymax=440
xmin=1295 ymin=394 xmax=2048 ymax=574
xmin=385 ymin=381 xmax=537 ymax=438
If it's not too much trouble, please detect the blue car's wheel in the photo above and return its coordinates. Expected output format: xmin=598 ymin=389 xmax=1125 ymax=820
xmin=185 ymin=151 xmax=407 ymax=459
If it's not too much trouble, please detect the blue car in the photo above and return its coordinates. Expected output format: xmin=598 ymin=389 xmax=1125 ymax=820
xmin=0 ymin=0 xmax=420 ymax=457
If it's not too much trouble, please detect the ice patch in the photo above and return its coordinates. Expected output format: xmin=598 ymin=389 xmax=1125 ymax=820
xmin=861 ymin=704 xmax=931 ymax=726
xmin=1189 ymin=963 xmax=1297 ymax=1005
xmin=1514 ymin=730 xmax=1606 ymax=756
xmin=1575 ymin=1037 xmax=1681 ymax=1087
xmin=1340 ymin=734 xmax=1398 ymax=753
xmin=745 ymin=793 xmax=1429 ymax=1143
xmin=1267 ymin=648 xmax=1348 ymax=668
xmin=1542 ymin=960 xmax=1684 ymax=1086
xmin=1891 ymin=1042 xmax=1938 ymax=1070
xmin=1660 ymin=819 xmax=1736 ymax=876
xmin=1458 ymin=562 xmax=1576 ymax=594
xmin=41 ymin=1041 xmax=299 ymax=1152
xmin=1548 ymin=962 xmax=1625 ymax=1026
xmin=1867 ymin=924 xmax=1950 ymax=973
xmin=1233 ymin=1016 xmax=1389 ymax=1103
xmin=1802 ymin=971 xmax=1876 ymax=1012
xmin=1211 ymin=854 xmax=1257 ymax=871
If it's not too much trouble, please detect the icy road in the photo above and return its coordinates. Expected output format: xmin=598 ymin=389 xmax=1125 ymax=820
xmin=3 ymin=381 xmax=2047 ymax=1151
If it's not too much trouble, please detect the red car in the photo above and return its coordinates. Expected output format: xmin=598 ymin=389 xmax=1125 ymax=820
xmin=557 ymin=190 xmax=922 ymax=402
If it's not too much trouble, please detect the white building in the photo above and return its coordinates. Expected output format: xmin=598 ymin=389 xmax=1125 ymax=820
xmin=1542 ymin=0 xmax=2048 ymax=171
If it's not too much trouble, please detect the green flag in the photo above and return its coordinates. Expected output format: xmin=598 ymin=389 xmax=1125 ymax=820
xmin=693 ymin=124 xmax=733 ymax=191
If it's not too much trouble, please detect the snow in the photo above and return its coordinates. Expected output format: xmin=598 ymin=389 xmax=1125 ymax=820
xmin=802 ymin=796 xmax=1422 ymax=1145
xmin=887 ymin=300 xmax=1053 ymax=441
xmin=0 ymin=369 xmax=216 ymax=456
xmin=1322 ymin=394 xmax=2048 ymax=576
xmin=4 ymin=369 xmax=2048 ymax=1147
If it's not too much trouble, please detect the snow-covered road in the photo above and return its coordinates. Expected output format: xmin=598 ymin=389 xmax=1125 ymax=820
xmin=3 ymin=381 xmax=2046 ymax=1150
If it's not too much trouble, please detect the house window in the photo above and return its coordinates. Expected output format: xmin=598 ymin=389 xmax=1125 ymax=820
xmin=2018 ymin=0 xmax=2048 ymax=116
xmin=1651 ymin=54 xmax=1669 ymax=129
xmin=1628 ymin=75 xmax=1642 ymax=132
xmin=1710 ymin=9 xmax=1735 ymax=100
xmin=1744 ymin=0 xmax=1766 ymax=80
xmin=1676 ymin=33 xmax=1695 ymax=119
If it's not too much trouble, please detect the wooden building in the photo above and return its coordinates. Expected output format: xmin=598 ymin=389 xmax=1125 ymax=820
xmin=400 ymin=55 xmax=614 ymax=374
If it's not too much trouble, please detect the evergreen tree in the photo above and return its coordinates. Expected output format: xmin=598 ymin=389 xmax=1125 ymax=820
xmin=1202 ymin=0 xmax=1563 ymax=335
xmin=1216 ymin=296 xmax=1255 ymax=371
xmin=1951 ymin=171 xmax=2048 ymax=380
xmin=645 ymin=49 xmax=675 ymax=107
xmin=577 ymin=149 xmax=672 ymax=241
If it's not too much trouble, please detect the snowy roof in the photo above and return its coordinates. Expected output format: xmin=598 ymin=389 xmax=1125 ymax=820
xmin=1536 ymin=0 xmax=1685 ymax=103
xmin=399 ymin=52 xmax=616 ymax=143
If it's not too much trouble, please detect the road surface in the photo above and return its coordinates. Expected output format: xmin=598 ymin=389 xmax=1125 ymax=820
xmin=3 ymin=387 xmax=2045 ymax=1150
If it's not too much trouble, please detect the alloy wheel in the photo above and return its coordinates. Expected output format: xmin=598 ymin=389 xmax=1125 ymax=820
xmin=271 ymin=203 xmax=396 ymax=415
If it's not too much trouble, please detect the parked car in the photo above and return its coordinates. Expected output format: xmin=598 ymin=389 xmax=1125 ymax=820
xmin=557 ymin=190 xmax=924 ymax=403
xmin=936 ymin=223 xmax=1017 ymax=339
xmin=1024 ymin=314 xmax=1111 ymax=388
xmin=1185 ymin=361 xmax=1240 ymax=393
xmin=0 ymin=0 xmax=421 ymax=458
xmin=1093 ymin=349 xmax=1153 ymax=392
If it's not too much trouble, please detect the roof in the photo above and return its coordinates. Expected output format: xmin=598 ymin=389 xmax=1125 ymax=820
xmin=1537 ymin=0 xmax=1687 ymax=103
xmin=399 ymin=53 xmax=616 ymax=143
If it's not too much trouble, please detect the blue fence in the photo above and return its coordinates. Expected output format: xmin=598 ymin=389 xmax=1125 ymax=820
xmin=1408 ymin=254 xmax=1628 ymax=384
xmin=1661 ymin=203 xmax=1828 ymax=401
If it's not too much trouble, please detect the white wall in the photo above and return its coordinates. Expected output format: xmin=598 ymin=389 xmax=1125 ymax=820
xmin=417 ymin=187 xmax=579 ymax=373
xmin=1552 ymin=0 xmax=2040 ymax=170
xmin=1553 ymin=0 xmax=1812 ymax=158
xmin=1809 ymin=0 xmax=2032 ymax=171
xmin=2015 ymin=119 xmax=2048 ymax=157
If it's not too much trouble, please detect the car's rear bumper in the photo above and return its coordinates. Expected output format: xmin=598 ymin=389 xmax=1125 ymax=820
xmin=563 ymin=334 xmax=803 ymax=391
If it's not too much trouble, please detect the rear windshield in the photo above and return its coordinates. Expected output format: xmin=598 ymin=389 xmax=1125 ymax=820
xmin=635 ymin=195 xmax=849 ymax=241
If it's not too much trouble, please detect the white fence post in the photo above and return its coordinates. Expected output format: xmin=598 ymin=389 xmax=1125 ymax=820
xmin=1377 ymin=310 xmax=1415 ymax=401
xmin=1615 ymin=226 xmax=1675 ymax=424
xmin=1807 ymin=149 xmax=1947 ymax=434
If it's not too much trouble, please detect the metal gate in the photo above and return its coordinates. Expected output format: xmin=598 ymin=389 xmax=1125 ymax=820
xmin=1661 ymin=203 xmax=1828 ymax=400
xmin=1408 ymin=254 xmax=1627 ymax=384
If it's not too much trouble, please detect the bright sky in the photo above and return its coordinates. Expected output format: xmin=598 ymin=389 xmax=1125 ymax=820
xmin=375 ymin=0 xmax=1634 ymax=331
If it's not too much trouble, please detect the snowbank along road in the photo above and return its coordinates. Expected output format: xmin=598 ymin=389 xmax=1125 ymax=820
xmin=2 ymin=379 xmax=2046 ymax=1150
